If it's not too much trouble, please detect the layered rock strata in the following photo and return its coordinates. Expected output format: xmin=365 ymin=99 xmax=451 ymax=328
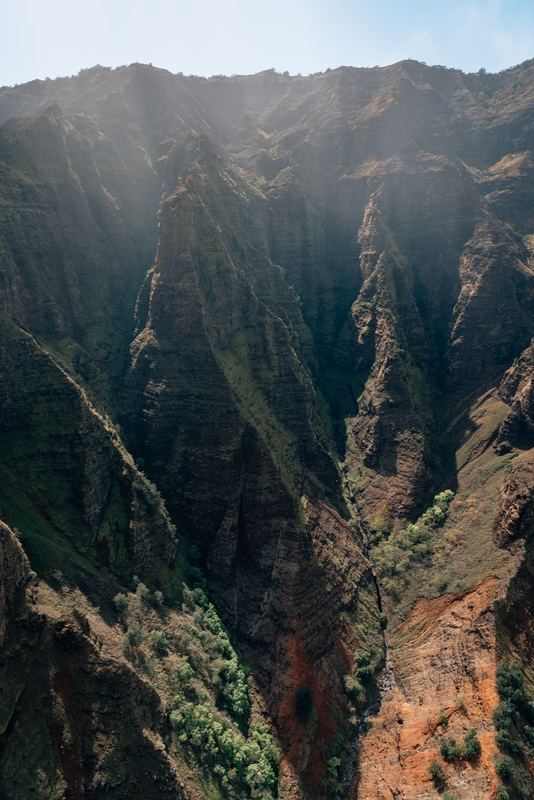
xmin=1 ymin=58 xmax=534 ymax=798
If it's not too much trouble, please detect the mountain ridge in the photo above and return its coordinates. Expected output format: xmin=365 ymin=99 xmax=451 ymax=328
xmin=1 ymin=58 xmax=534 ymax=799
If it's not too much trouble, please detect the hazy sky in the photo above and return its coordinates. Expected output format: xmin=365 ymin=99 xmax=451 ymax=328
xmin=2 ymin=0 xmax=534 ymax=87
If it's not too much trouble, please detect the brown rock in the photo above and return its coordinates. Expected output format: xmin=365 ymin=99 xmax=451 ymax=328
xmin=0 ymin=521 xmax=30 ymax=646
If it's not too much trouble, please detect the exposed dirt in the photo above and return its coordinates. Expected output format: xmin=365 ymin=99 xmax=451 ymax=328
xmin=356 ymin=579 xmax=499 ymax=800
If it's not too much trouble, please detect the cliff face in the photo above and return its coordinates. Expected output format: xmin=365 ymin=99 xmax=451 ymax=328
xmin=2 ymin=58 xmax=534 ymax=799
xmin=127 ymin=135 xmax=382 ymax=792
xmin=0 ymin=522 xmax=31 ymax=646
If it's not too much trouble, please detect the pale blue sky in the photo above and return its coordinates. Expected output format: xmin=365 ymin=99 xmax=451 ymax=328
xmin=2 ymin=0 xmax=534 ymax=87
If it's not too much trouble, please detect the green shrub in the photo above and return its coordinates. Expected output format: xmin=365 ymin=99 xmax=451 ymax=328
xmin=494 ymin=701 xmax=517 ymax=730
xmin=177 ymin=660 xmax=195 ymax=682
xmin=496 ymin=755 xmax=515 ymax=783
xmin=372 ymin=491 xmax=454 ymax=582
xmin=420 ymin=490 xmax=454 ymax=527
xmin=328 ymin=756 xmax=342 ymax=778
xmin=355 ymin=665 xmax=373 ymax=684
xmin=124 ymin=623 xmax=146 ymax=648
xmin=497 ymin=787 xmax=510 ymax=800
xmin=344 ymin=674 xmax=363 ymax=700
xmin=296 ymin=686 xmax=314 ymax=723
xmin=136 ymin=581 xmax=149 ymax=600
xmin=440 ymin=736 xmax=461 ymax=762
xmin=150 ymin=589 xmax=164 ymax=607
xmin=428 ymin=759 xmax=445 ymax=786
xmin=182 ymin=585 xmax=208 ymax=609
xmin=150 ymin=630 xmax=169 ymax=655
xmin=497 ymin=661 xmax=524 ymax=699
xmin=187 ymin=544 xmax=201 ymax=563
xmin=354 ymin=650 xmax=371 ymax=667
xmin=443 ymin=793 xmax=457 ymax=800
xmin=437 ymin=708 xmax=448 ymax=726
xmin=113 ymin=592 xmax=129 ymax=615
xmin=421 ymin=505 xmax=446 ymax=526
xmin=495 ymin=730 xmax=524 ymax=759
xmin=199 ymin=604 xmax=249 ymax=717
xmin=512 ymin=766 xmax=533 ymax=799
xmin=170 ymin=702 xmax=278 ymax=796
xmin=463 ymin=728 xmax=481 ymax=761
xmin=188 ymin=566 xmax=207 ymax=590
xmin=493 ymin=660 xmax=534 ymax=798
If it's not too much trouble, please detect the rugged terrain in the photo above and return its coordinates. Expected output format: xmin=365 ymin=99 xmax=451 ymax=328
xmin=2 ymin=58 xmax=534 ymax=798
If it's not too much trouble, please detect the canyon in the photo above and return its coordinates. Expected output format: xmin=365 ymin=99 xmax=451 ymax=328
xmin=1 ymin=58 xmax=534 ymax=799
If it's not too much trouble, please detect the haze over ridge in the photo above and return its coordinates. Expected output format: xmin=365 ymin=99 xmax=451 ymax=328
xmin=3 ymin=0 xmax=534 ymax=88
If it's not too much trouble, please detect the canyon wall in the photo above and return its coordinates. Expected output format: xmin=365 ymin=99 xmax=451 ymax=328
xmin=1 ymin=58 xmax=534 ymax=798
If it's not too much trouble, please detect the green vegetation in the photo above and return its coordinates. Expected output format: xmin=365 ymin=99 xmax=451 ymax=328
xmin=342 ymin=649 xmax=380 ymax=714
xmin=113 ymin=593 xmax=129 ymax=615
xmin=438 ymin=729 xmax=480 ymax=762
xmin=437 ymin=708 xmax=448 ymax=726
xmin=169 ymin=586 xmax=278 ymax=797
xmin=463 ymin=728 xmax=481 ymax=761
xmin=428 ymin=759 xmax=445 ymax=786
xmin=171 ymin=706 xmax=278 ymax=799
xmin=149 ymin=630 xmax=169 ymax=655
xmin=327 ymin=756 xmax=342 ymax=778
xmin=496 ymin=730 xmax=525 ymax=758
xmin=372 ymin=490 xmax=454 ymax=601
xmin=124 ymin=622 xmax=146 ymax=649
xmin=116 ymin=578 xmax=278 ymax=797
xmin=496 ymin=755 xmax=516 ymax=782
xmin=187 ymin=544 xmax=202 ymax=563
xmin=180 ymin=587 xmax=249 ymax=718
xmin=344 ymin=674 xmax=364 ymax=701
xmin=493 ymin=660 xmax=534 ymax=799
xmin=440 ymin=736 xmax=461 ymax=762
xmin=135 ymin=581 xmax=150 ymax=600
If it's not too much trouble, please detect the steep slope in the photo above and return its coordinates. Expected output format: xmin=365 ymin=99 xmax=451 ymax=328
xmin=0 ymin=102 xmax=159 ymax=414
xmin=2 ymin=58 xmax=534 ymax=800
xmin=128 ymin=133 xmax=383 ymax=794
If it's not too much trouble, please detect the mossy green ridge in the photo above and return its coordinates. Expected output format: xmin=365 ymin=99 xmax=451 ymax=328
xmin=0 ymin=313 xmax=180 ymax=592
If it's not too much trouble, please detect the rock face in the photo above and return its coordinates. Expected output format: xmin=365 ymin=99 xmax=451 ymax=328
xmin=357 ymin=580 xmax=500 ymax=800
xmin=2 ymin=58 xmax=534 ymax=798
xmin=0 ymin=314 xmax=177 ymax=586
xmin=0 ymin=522 xmax=30 ymax=646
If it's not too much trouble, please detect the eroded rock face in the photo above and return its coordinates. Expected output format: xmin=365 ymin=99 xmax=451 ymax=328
xmin=0 ymin=314 xmax=177 ymax=587
xmin=493 ymin=456 xmax=534 ymax=547
xmin=0 ymin=522 xmax=30 ymax=646
xmin=127 ymin=136 xmax=382 ymax=787
xmin=0 ymin=581 xmax=190 ymax=800
xmin=2 ymin=59 xmax=534 ymax=799
xmin=357 ymin=581 xmax=499 ymax=800
xmin=495 ymin=340 xmax=534 ymax=452
xmin=262 ymin=499 xmax=380 ymax=793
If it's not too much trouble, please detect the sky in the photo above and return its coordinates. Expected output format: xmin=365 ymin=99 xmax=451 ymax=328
xmin=2 ymin=0 xmax=534 ymax=87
